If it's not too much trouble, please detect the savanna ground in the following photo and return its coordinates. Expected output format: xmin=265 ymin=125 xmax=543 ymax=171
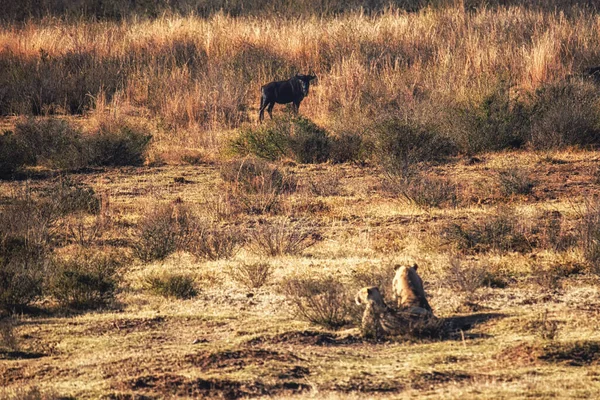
xmin=3 ymin=1 xmax=600 ymax=399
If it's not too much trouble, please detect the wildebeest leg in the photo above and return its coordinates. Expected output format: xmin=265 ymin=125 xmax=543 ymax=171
xmin=259 ymin=96 xmax=267 ymax=122
xmin=267 ymin=102 xmax=275 ymax=119
xmin=293 ymin=101 xmax=301 ymax=114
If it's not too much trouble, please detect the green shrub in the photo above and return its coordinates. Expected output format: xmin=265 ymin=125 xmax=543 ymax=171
xmin=281 ymin=275 xmax=352 ymax=329
xmin=375 ymin=117 xmax=457 ymax=178
xmin=0 ymin=132 xmax=30 ymax=179
xmin=14 ymin=118 xmax=88 ymax=170
xmin=230 ymin=116 xmax=330 ymax=163
xmin=447 ymin=84 xmax=527 ymax=154
xmin=47 ymin=251 xmax=120 ymax=309
xmin=87 ymin=119 xmax=152 ymax=166
xmin=143 ymin=272 xmax=197 ymax=299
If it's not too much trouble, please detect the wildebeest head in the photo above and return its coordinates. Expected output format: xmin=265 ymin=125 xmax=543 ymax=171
xmin=295 ymin=73 xmax=317 ymax=96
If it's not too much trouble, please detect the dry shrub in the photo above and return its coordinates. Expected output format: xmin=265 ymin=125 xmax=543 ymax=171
xmin=385 ymin=170 xmax=459 ymax=209
xmin=220 ymin=158 xmax=296 ymax=215
xmin=498 ymin=166 xmax=535 ymax=197
xmin=186 ymin=222 xmax=244 ymax=261
xmin=248 ymin=217 xmax=321 ymax=256
xmin=443 ymin=256 xmax=507 ymax=293
xmin=307 ymin=172 xmax=344 ymax=197
xmin=47 ymin=250 xmax=122 ymax=309
xmin=442 ymin=207 xmax=532 ymax=254
xmin=523 ymin=311 xmax=559 ymax=341
xmin=133 ymin=203 xmax=195 ymax=262
xmin=535 ymin=210 xmax=575 ymax=252
xmin=230 ymin=262 xmax=273 ymax=290
xmin=528 ymin=80 xmax=600 ymax=150
xmin=281 ymin=275 xmax=352 ymax=329
xmin=329 ymin=131 xmax=366 ymax=164
xmin=0 ymin=131 xmax=30 ymax=178
xmin=143 ymin=272 xmax=197 ymax=299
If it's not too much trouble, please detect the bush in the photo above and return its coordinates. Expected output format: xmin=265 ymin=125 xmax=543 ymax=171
xmin=230 ymin=262 xmax=273 ymax=290
xmin=384 ymin=170 xmax=458 ymax=209
xmin=133 ymin=204 xmax=195 ymax=262
xmin=47 ymin=251 xmax=120 ymax=309
xmin=528 ymin=81 xmax=600 ymax=150
xmin=447 ymin=84 xmax=527 ymax=154
xmin=230 ymin=115 xmax=330 ymax=163
xmin=330 ymin=131 xmax=366 ymax=164
xmin=0 ymin=248 xmax=47 ymax=312
xmin=443 ymin=256 xmax=507 ymax=292
xmin=143 ymin=272 xmax=197 ymax=299
xmin=0 ymin=131 xmax=29 ymax=178
xmin=281 ymin=275 xmax=351 ymax=329
xmin=13 ymin=118 xmax=88 ymax=170
xmin=349 ymin=263 xmax=396 ymax=299
xmin=498 ymin=166 xmax=535 ymax=196
xmin=186 ymin=222 xmax=244 ymax=261
xmin=375 ymin=117 xmax=457 ymax=178
xmin=87 ymin=118 xmax=152 ymax=166
xmin=442 ymin=208 xmax=531 ymax=254
xmin=220 ymin=158 xmax=295 ymax=214
xmin=248 ymin=217 xmax=321 ymax=256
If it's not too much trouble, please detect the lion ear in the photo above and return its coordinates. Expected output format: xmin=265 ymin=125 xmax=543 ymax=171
xmin=393 ymin=264 xmax=402 ymax=271
xmin=412 ymin=263 xmax=418 ymax=271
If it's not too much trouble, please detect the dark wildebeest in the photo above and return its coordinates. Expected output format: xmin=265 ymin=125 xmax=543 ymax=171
xmin=259 ymin=73 xmax=317 ymax=122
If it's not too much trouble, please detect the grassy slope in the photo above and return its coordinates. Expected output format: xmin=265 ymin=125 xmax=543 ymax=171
xmin=2 ymin=150 xmax=600 ymax=399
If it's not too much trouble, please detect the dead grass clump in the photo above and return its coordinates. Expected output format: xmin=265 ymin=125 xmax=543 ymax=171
xmin=535 ymin=210 xmax=576 ymax=252
xmin=441 ymin=208 xmax=531 ymax=254
xmin=220 ymin=158 xmax=296 ymax=215
xmin=186 ymin=222 xmax=244 ymax=261
xmin=230 ymin=262 xmax=273 ymax=290
xmin=143 ymin=272 xmax=198 ymax=299
xmin=0 ymin=132 xmax=30 ymax=179
xmin=281 ymin=275 xmax=352 ymax=329
xmin=443 ymin=256 xmax=507 ymax=293
xmin=386 ymin=171 xmax=459 ymax=209
xmin=498 ymin=166 xmax=535 ymax=197
xmin=307 ymin=172 xmax=344 ymax=197
xmin=248 ymin=217 xmax=321 ymax=256
xmin=133 ymin=204 xmax=195 ymax=262
xmin=524 ymin=310 xmax=559 ymax=340
xmin=47 ymin=250 xmax=122 ymax=309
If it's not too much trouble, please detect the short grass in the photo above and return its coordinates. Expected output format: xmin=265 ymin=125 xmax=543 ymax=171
xmin=2 ymin=150 xmax=600 ymax=399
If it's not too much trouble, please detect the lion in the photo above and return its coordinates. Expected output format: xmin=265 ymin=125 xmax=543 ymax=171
xmin=355 ymin=286 xmax=386 ymax=340
xmin=355 ymin=285 xmax=438 ymax=340
xmin=392 ymin=263 xmax=433 ymax=316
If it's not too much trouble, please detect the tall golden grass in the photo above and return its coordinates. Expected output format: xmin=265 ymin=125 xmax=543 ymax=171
xmin=1 ymin=4 xmax=599 ymax=151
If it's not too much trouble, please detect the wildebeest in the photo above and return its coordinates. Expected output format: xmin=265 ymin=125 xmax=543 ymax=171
xmin=259 ymin=73 xmax=317 ymax=122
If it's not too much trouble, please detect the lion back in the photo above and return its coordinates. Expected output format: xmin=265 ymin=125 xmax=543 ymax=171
xmin=392 ymin=264 xmax=432 ymax=313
